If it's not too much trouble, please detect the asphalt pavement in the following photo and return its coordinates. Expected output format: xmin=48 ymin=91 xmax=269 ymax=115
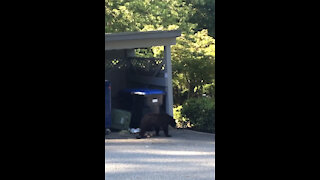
xmin=105 ymin=129 xmax=215 ymax=180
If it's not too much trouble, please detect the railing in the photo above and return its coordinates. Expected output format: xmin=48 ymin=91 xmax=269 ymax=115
xmin=105 ymin=57 xmax=166 ymax=77
xmin=128 ymin=57 xmax=165 ymax=77
xmin=105 ymin=58 xmax=129 ymax=71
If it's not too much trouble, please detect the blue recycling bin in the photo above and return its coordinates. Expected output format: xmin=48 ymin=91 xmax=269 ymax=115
xmin=105 ymin=80 xmax=111 ymax=129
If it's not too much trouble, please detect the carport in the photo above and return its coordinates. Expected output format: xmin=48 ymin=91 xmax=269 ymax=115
xmin=105 ymin=30 xmax=181 ymax=116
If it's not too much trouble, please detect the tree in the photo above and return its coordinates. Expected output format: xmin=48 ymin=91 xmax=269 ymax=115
xmin=185 ymin=0 xmax=215 ymax=37
xmin=105 ymin=0 xmax=197 ymax=34
xmin=172 ymin=29 xmax=215 ymax=102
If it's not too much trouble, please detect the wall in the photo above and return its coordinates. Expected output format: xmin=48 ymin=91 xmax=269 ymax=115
xmin=105 ymin=50 xmax=128 ymax=108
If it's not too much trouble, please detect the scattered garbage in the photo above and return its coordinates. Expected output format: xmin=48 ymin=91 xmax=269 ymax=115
xmin=129 ymin=128 xmax=140 ymax=134
xmin=106 ymin=129 xmax=111 ymax=135
xmin=105 ymin=129 xmax=111 ymax=139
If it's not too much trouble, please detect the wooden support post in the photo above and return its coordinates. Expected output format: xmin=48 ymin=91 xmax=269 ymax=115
xmin=164 ymin=46 xmax=173 ymax=116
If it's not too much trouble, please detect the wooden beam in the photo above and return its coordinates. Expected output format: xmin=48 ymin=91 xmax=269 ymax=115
xmin=128 ymin=75 xmax=166 ymax=87
xmin=105 ymin=38 xmax=176 ymax=50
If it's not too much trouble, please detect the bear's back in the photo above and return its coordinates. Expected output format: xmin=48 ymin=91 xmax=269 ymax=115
xmin=140 ymin=113 xmax=170 ymax=128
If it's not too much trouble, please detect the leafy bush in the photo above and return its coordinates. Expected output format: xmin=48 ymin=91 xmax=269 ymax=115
xmin=181 ymin=97 xmax=215 ymax=133
xmin=174 ymin=105 xmax=191 ymax=128
xmin=203 ymin=82 xmax=215 ymax=98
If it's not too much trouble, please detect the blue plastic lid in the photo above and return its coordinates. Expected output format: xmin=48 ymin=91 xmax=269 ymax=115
xmin=122 ymin=88 xmax=165 ymax=95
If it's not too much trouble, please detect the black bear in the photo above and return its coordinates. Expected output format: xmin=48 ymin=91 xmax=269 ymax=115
xmin=137 ymin=113 xmax=176 ymax=139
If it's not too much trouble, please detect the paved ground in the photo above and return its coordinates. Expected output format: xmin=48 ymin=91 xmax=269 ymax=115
xmin=105 ymin=128 xmax=215 ymax=180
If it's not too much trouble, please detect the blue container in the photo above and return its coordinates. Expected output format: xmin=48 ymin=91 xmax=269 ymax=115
xmin=122 ymin=88 xmax=165 ymax=95
xmin=105 ymin=80 xmax=111 ymax=129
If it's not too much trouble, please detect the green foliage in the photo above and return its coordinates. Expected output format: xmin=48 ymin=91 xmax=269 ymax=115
xmin=203 ymin=82 xmax=215 ymax=98
xmin=181 ymin=97 xmax=215 ymax=133
xmin=173 ymin=105 xmax=190 ymax=128
xmin=185 ymin=0 xmax=215 ymax=37
xmin=105 ymin=0 xmax=197 ymax=34
xmin=172 ymin=30 xmax=215 ymax=102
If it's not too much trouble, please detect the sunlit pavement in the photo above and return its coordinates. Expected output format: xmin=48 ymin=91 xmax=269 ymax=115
xmin=105 ymin=129 xmax=215 ymax=180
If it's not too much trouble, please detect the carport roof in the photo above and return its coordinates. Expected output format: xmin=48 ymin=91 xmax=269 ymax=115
xmin=105 ymin=30 xmax=181 ymax=50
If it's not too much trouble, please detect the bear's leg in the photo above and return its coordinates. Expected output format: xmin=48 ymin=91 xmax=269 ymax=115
xmin=137 ymin=129 xmax=146 ymax=139
xmin=155 ymin=127 xmax=160 ymax=136
xmin=163 ymin=125 xmax=171 ymax=137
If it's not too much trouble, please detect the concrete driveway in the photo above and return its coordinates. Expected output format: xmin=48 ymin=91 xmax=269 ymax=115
xmin=105 ymin=129 xmax=215 ymax=180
